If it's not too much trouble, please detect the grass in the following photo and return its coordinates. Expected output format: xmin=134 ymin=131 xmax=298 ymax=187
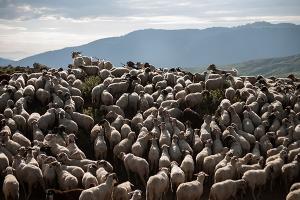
xmin=81 ymin=75 xmax=101 ymax=106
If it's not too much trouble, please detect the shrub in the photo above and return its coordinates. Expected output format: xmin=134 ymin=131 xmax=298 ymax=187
xmin=81 ymin=76 xmax=101 ymax=105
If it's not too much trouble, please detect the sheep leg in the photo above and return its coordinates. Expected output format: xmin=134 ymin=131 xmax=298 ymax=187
xmin=124 ymin=164 xmax=131 ymax=181
xmin=26 ymin=183 xmax=32 ymax=200
xmin=251 ymin=187 xmax=256 ymax=200
xmin=269 ymin=179 xmax=273 ymax=191
xmin=138 ymin=173 xmax=147 ymax=188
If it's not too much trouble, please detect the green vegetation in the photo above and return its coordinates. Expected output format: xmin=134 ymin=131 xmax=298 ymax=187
xmin=0 ymin=63 xmax=48 ymax=74
xmin=81 ymin=76 xmax=101 ymax=105
xmin=195 ymin=89 xmax=224 ymax=116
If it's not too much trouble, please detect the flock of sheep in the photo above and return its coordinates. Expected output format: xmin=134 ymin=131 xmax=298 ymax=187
xmin=0 ymin=51 xmax=300 ymax=200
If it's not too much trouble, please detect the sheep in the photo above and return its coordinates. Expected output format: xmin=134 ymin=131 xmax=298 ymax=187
xmin=119 ymin=152 xmax=149 ymax=188
xmin=50 ymin=161 xmax=78 ymax=190
xmin=238 ymin=156 xmax=264 ymax=178
xmin=129 ymin=190 xmax=142 ymax=200
xmin=242 ymin=165 xmax=273 ymax=200
xmin=95 ymin=160 xmax=114 ymax=184
xmin=57 ymin=152 xmax=96 ymax=170
xmin=266 ymin=150 xmax=287 ymax=191
xmin=196 ymin=139 xmax=213 ymax=171
xmin=12 ymin=131 xmax=31 ymax=147
xmin=46 ymin=189 xmax=83 ymax=200
xmin=65 ymin=106 xmax=94 ymax=132
xmin=180 ymin=150 xmax=194 ymax=181
xmin=286 ymin=189 xmax=300 ymax=200
xmin=203 ymin=147 xmax=228 ymax=183
xmin=82 ymin=164 xmax=99 ymax=189
xmin=146 ymin=167 xmax=169 ymax=200
xmin=290 ymin=182 xmax=300 ymax=192
xmin=78 ymin=65 xmax=100 ymax=76
xmin=209 ymin=179 xmax=246 ymax=200
xmin=282 ymin=154 xmax=300 ymax=192
xmin=65 ymin=134 xmax=86 ymax=160
xmin=37 ymin=108 xmax=56 ymax=131
xmin=131 ymin=130 xmax=152 ymax=157
xmin=94 ymin=129 xmax=107 ymax=160
xmin=227 ymin=125 xmax=250 ymax=155
xmin=107 ymin=81 xmax=130 ymax=97
xmin=40 ymin=156 xmax=57 ymax=189
xmin=112 ymin=181 xmax=133 ymax=200
xmin=170 ymin=135 xmax=182 ymax=164
xmin=12 ymin=154 xmax=45 ymax=200
xmin=207 ymin=65 xmax=238 ymax=76
xmin=58 ymin=111 xmax=79 ymax=134
xmin=31 ymin=120 xmax=44 ymax=141
xmin=148 ymin=137 xmax=160 ymax=173
xmin=185 ymin=90 xmax=208 ymax=108
xmin=25 ymin=147 xmax=39 ymax=167
xmin=100 ymin=119 xmax=121 ymax=151
xmin=1 ymin=130 xmax=21 ymax=155
xmin=2 ymin=167 xmax=19 ymax=200
xmin=79 ymin=173 xmax=118 ymax=200
xmin=101 ymin=90 xmax=114 ymax=106
xmin=176 ymin=172 xmax=208 ymax=200
xmin=205 ymin=75 xmax=227 ymax=91
xmin=214 ymin=156 xmax=239 ymax=183
xmin=159 ymin=144 xmax=171 ymax=169
xmin=0 ymin=144 xmax=9 ymax=172
xmin=170 ymin=161 xmax=185 ymax=192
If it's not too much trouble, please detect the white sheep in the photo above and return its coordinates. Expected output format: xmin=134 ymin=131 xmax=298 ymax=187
xmin=2 ymin=167 xmax=19 ymax=200
xmin=242 ymin=165 xmax=273 ymax=200
xmin=82 ymin=164 xmax=99 ymax=189
xmin=120 ymin=152 xmax=149 ymax=188
xmin=176 ymin=172 xmax=208 ymax=200
xmin=214 ymin=156 xmax=239 ymax=183
xmin=112 ymin=181 xmax=133 ymax=200
xmin=12 ymin=154 xmax=45 ymax=200
xmin=51 ymin=161 xmax=78 ymax=190
xmin=148 ymin=137 xmax=160 ymax=173
xmin=180 ymin=150 xmax=194 ymax=181
xmin=209 ymin=179 xmax=246 ymax=200
xmin=146 ymin=167 xmax=169 ymax=200
xmin=170 ymin=161 xmax=185 ymax=192
xmin=79 ymin=173 xmax=117 ymax=200
xmin=94 ymin=129 xmax=107 ymax=160
xmin=66 ymin=134 xmax=86 ymax=160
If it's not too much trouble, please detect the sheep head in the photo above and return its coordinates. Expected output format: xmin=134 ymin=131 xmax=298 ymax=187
xmin=194 ymin=171 xmax=209 ymax=182
xmin=57 ymin=152 xmax=68 ymax=163
xmin=97 ymin=160 xmax=114 ymax=172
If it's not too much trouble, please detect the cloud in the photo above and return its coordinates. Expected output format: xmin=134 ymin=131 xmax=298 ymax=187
xmin=0 ymin=0 xmax=300 ymax=60
xmin=0 ymin=24 xmax=27 ymax=31
xmin=0 ymin=1 xmax=55 ymax=20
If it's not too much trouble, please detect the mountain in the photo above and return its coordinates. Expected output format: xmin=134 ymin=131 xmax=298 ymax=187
xmin=226 ymin=53 xmax=300 ymax=77
xmin=7 ymin=21 xmax=300 ymax=68
xmin=0 ymin=57 xmax=14 ymax=66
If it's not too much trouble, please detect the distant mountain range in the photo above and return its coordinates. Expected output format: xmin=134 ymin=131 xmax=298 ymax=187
xmin=1 ymin=21 xmax=300 ymax=71
xmin=0 ymin=57 xmax=14 ymax=66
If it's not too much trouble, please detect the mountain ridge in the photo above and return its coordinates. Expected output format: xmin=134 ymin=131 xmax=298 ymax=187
xmin=2 ymin=21 xmax=300 ymax=68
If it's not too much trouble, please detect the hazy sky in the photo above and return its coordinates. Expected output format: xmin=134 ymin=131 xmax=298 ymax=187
xmin=1 ymin=0 xmax=300 ymax=60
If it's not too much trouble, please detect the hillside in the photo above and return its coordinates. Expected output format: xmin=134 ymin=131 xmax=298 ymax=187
xmin=0 ymin=57 xmax=14 ymax=66
xmin=6 ymin=21 xmax=300 ymax=68
xmin=226 ymin=53 xmax=300 ymax=77
xmin=184 ymin=53 xmax=300 ymax=77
